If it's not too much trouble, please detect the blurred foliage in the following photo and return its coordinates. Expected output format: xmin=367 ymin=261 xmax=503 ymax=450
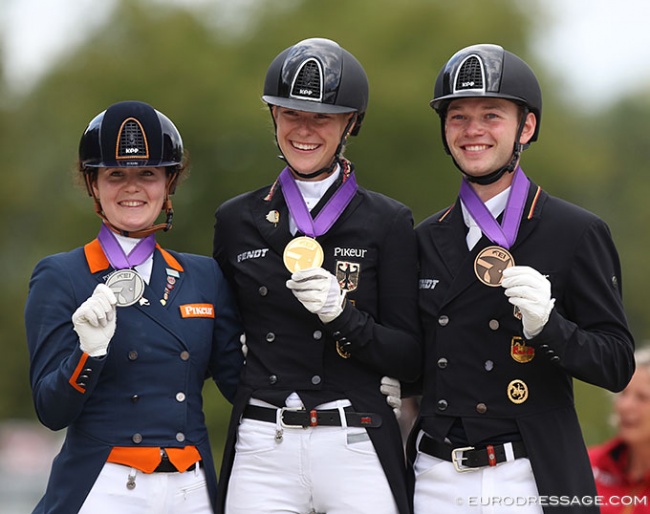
xmin=0 ymin=0 xmax=645 ymax=456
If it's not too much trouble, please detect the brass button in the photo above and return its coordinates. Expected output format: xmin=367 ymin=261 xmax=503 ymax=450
xmin=176 ymin=392 xmax=186 ymax=402
xmin=313 ymin=330 xmax=323 ymax=340
xmin=269 ymin=375 xmax=278 ymax=385
xmin=128 ymin=351 xmax=138 ymax=361
xmin=132 ymin=433 xmax=143 ymax=444
xmin=489 ymin=319 xmax=500 ymax=330
xmin=176 ymin=433 xmax=185 ymax=442
xmin=476 ymin=403 xmax=488 ymax=414
xmin=438 ymin=315 xmax=449 ymax=327
xmin=266 ymin=332 xmax=276 ymax=343
xmin=180 ymin=351 xmax=190 ymax=361
xmin=437 ymin=358 xmax=448 ymax=369
xmin=311 ymin=375 xmax=321 ymax=385
xmin=437 ymin=399 xmax=448 ymax=411
xmin=484 ymin=360 xmax=494 ymax=371
xmin=259 ymin=286 xmax=268 ymax=296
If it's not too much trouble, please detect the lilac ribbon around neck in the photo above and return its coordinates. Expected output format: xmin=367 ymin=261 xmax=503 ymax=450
xmin=279 ymin=167 xmax=358 ymax=238
xmin=459 ymin=166 xmax=530 ymax=249
xmin=98 ymin=223 xmax=156 ymax=269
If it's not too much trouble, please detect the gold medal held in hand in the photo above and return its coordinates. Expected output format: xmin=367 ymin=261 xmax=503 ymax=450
xmin=283 ymin=236 xmax=324 ymax=273
xmin=474 ymin=245 xmax=515 ymax=287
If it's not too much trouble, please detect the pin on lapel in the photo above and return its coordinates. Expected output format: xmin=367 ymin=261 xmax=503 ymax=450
xmin=266 ymin=210 xmax=280 ymax=227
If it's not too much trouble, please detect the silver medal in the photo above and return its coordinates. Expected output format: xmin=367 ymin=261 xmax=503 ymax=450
xmin=106 ymin=269 xmax=145 ymax=307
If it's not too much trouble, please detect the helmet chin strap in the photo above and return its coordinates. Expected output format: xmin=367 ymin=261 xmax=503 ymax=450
xmin=450 ymin=106 xmax=530 ymax=186
xmin=272 ymin=108 xmax=357 ymax=180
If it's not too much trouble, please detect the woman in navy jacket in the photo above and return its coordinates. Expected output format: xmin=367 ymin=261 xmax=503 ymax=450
xmin=25 ymin=101 xmax=243 ymax=513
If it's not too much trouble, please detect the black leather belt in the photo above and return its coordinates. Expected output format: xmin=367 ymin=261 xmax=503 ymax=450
xmin=418 ymin=434 xmax=527 ymax=472
xmin=153 ymin=450 xmax=202 ymax=473
xmin=243 ymin=404 xmax=382 ymax=428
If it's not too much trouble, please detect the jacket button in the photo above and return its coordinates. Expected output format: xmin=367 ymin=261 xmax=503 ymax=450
xmin=313 ymin=330 xmax=323 ymax=340
xmin=180 ymin=351 xmax=190 ymax=361
xmin=131 ymin=395 xmax=139 ymax=403
xmin=484 ymin=360 xmax=494 ymax=371
xmin=437 ymin=399 xmax=448 ymax=411
xmin=550 ymin=355 xmax=561 ymax=363
xmin=176 ymin=433 xmax=185 ymax=442
xmin=311 ymin=375 xmax=322 ymax=385
xmin=258 ymin=286 xmax=268 ymax=296
xmin=438 ymin=315 xmax=449 ymax=327
xmin=266 ymin=332 xmax=275 ymax=342
xmin=437 ymin=358 xmax=448 ymax=369
xmin=269 ymin=375 xmax=278 ymax=385
xmin=476 ymin=403 xmax=488 ymax=414
xmin=128 ymin=351 xmax=138 ymax=361
xmin=132 ymin=433 xmax=143 ymax=444
xmin=488 ymin=319 xmax=500 ymax=330
xmin=176 ymin=392 xmax=186 ymax=402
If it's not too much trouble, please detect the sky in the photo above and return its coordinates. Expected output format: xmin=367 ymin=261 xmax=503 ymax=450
xmin=2 ymin=0 xmax=650 ymax=111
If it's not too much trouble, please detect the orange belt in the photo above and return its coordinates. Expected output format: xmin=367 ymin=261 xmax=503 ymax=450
xmin=107 ymin=446 xmax=201 ymax=473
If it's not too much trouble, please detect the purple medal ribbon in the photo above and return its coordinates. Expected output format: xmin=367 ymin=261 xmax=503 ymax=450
xmin=459 ymin=167 xmax=530 ymax=249
xmin=279 ymin=167 xmax=358 ymax=237
xmin=98 ymin=223 xmax=156 ymax=269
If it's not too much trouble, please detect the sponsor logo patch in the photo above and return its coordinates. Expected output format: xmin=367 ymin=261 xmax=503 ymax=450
xmin=180 ymin=304 xmax=215 ymax=318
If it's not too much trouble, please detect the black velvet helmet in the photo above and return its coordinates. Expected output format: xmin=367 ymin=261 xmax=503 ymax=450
xmin=79 ymin=100 xmax=184 ymax=170
xmin=431 ymin=44 xmax=542 ymax=142
xmin=262 ymin=38 xmax=369 ymax=136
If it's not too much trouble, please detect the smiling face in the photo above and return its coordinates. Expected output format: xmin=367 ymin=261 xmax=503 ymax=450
xmin=444 ymin=97 xmax=536 ymax=180
xmin=272 ymin=106 xmax=354 ymax=180
xmin=614 ymin=366 xmax=650 ymax=447
xmin=92 ymin=167 xmax=168 ymax=233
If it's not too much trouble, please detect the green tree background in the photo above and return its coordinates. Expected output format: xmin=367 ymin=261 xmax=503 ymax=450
xmin=1 ymin=0 xmax=645 ymax=461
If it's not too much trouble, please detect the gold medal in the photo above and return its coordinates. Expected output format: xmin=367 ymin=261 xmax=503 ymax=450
xmin=474 ymin=245 xmax=515 ymax=287
xmin=510 ymin=336 xmax=535 ymax=363
xmin=106 ymin=269 xmax=145 ymax=307
xmin=283 ymin=236 xmax=324 ymax=273
xmin=507 ymin=379 xmax=528 ymax=404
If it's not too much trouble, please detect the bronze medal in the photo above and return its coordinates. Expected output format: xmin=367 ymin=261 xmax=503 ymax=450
xmin=474 ymin=246 xmax=515 ymax=287
xmin=510 ymin=336 xmax=535 ymax=363
xmin=283 ymin=236 xmax=324 ymax=273
xmin=507 ymin=379 xmax=528 ymax=404
xmin=106 ymin=269 xmax=145 ymax=307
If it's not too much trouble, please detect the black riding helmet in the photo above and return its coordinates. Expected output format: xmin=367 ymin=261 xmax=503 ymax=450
xmin=431 ymin=44 xmax=542 ymax=185
xmin=78 ymin=100 xmax=185 ymax=236
xmin=262 ymin=38 xmax=369 ymax=178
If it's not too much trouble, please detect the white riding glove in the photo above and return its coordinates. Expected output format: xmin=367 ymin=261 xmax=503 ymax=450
xmin=501 ymin=265 xmax=555 ymax=339
xmin=72 ymin=284 xmax=118 ymax=357
xmin=380 ymin=376 xmax=402 ymax=419
xmin=286 ymin=267 xmax=346 ymax=323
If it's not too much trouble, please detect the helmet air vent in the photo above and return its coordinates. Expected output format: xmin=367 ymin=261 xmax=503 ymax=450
xmin=454 ymin=55 xmax=486 ymax=94
xmin=290 ymin=58 xmax=323 ymax=103
xmin=116 ymin=118 xmax=149 ymax=162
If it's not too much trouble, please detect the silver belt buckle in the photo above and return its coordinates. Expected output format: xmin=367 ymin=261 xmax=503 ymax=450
xmin=452 ymin=446 xmax=478 ymax=472
xmin=279 ymin=407 xmax=305 ymax=429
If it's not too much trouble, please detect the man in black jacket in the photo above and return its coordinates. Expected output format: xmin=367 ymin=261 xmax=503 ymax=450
xmin=409 ymin=43 xmax=635 ymax=513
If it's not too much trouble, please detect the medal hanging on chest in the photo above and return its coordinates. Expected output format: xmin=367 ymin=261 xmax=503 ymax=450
xmin=279 ymin=165 xmax=357 ymax=273
xmin=460 ymin=167 xmax=530 ymax=286
xmin=98 ymin=224 xmax=154 ymax=306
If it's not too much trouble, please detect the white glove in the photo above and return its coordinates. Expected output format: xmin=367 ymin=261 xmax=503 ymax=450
xmin=72 ymin=284 xmax=117 ymax=357
xmin=501 ymin=265 xmax=555 ymax=339
xmin=380 ymin=376 xmax=402 ymax=419
xmin=286 ymin=267 xmax=346 ymax=323
xmin=240 ymin=332 xmax=248 ymax=358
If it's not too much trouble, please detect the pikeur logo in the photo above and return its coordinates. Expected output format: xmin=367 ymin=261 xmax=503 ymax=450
xmin=180 ymin=304 xmax=215 ymax=318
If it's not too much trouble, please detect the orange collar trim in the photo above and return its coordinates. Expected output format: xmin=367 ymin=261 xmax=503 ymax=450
xmin=83 ymin=239 xmax=184 ymax=273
